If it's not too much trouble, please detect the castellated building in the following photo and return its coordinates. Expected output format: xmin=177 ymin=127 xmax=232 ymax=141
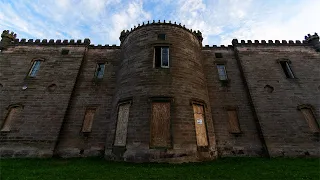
xmin=0 ymin=21 xmax=319 ymax=162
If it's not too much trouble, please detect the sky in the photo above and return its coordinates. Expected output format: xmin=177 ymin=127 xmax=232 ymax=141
xmin=0 ymin=0 xmax=319 ymax=46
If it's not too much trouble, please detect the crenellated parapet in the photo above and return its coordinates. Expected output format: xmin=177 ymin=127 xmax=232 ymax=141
xmin=231 ymin=39 xmax=308 ymax=46
xmin=305 ymin=33 xmax=319 ymax=42
xmin=230 ymin=33 xmax=319 ymax=52
xmin=203 ymin=45 xmax=233 ymax=50
xmin=304 ymin=33 xmax=320 ymax=52
xmin=119 ymin=20 xmax=203 ymax=44
xmin=12 ymin=38 xmax=91 ymax=45
xmin=89 ymin=44 xmax=120 ymax=49
xmin=1 ymin=30 xmax=17 ymax=50
xmin=0 ymin=29 xmax=91 ymax=50
xmin=1 ymin=30 xmax=17 ymax=40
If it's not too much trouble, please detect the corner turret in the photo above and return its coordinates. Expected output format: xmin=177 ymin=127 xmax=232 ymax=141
xmin=0 ymin=30 xmax=17 ymax=50
xmin=305 ymin=33 xmax=320 ymax=52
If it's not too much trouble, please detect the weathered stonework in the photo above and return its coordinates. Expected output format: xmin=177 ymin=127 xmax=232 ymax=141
xmin=0 ymin=21 xmax=319 ymax=162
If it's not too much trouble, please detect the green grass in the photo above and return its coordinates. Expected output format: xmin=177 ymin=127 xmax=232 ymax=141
xmin=0 ymin=157 xmax=319 ymax=180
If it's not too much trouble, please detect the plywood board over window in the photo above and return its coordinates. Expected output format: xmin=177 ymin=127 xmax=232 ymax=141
xmin=1 ymin=106 xmax=21 ymax=132
xmin=227 ymin=110 xmax=241 ymax=134
xmin=82 ymin=108 xmax=96 ymax=133
xmin=300 ymin=108 xmax=319 ymax=133
xmin=114 ymin=103 xmax=131 ymax=147
xmin=150 ymin=102 xmax=171 ymax=148
xmin=192 ymin=104 xmax=208 ymax=147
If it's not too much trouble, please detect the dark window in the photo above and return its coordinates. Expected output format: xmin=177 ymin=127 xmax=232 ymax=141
xmin=95 ymin=63 xmax=105 ymax=79
xmin=280 ymin=61 xmax=295 ymax=78
xmin=158 ymin=34 xmax=166 ymax=40
xmin=217 ymin=64 xmax=228 ymax=80
xmin=28 ymin=60 xmax=41 ymax=77
xmin=154 ymin=47 xmax=169 ymax=68
xmin=215 ymin=53 xmax=223 ymax=58
xmin=61 ymin=49 xmax=69 ymax=55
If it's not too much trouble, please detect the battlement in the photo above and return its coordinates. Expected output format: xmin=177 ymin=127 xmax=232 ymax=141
xmin=305 ymin=33 xmax=319 ymax=42
xmin=11 ymin=38 xmax=91 ymax=45
xmin=231 ymin=39 xmax=309 ymax=46
xmin=1 ymin=30 xmax=17 ymax=40
xmin=89 ymin=44 xmax=120 ymax=49
xmin=119 ymin=20 xmax=203 ymax=43
xmin=203 ymin=45 xmax=233 ymax=50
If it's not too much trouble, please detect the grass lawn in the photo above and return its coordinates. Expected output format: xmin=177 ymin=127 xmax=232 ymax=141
xmin=0 ymin=157 xmax=319 ymax=180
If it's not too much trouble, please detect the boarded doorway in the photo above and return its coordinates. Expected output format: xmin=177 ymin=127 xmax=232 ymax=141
xmin=150 ymin=102 xmax=171 ymax=148
xmin=192 ymin=104 xmax=208 ymax=147
xmin=114 ymin=102 xmax=131 ymax=147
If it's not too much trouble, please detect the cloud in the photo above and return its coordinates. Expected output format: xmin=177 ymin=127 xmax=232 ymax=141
xmin=0 ymin=0 xmax=318 ymax=45
xmin=108 ymin=0 xmax=151 ymax=43
xmin=219 ymin=0 xmax=320 ymax=45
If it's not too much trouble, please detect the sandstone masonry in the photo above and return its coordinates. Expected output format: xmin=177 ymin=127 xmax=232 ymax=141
xmin=0 ymin=21 xmax=319 ymax=162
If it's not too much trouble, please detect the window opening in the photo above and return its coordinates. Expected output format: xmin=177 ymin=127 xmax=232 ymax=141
xmin=280 ymin=61 xmax=295 ymax=78
xmin=28 ymin=60 xmax=41 ymax=77
xmin=154 ymin=47 xmax=169 ymax=68
xmin=217 ymin=64 xmax=228 ymax=80
xmin=95 ymin=63 xmax=105 ymax=79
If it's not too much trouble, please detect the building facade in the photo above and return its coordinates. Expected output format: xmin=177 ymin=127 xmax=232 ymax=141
xmin=0 ymin=21 xmax=319 ymax=162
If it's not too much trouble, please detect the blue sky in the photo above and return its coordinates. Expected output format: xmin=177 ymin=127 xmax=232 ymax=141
xmin=0 ymin=0 xmax=319 ymax=45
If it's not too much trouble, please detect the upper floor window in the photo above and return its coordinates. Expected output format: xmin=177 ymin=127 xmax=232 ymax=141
xmin=157 ymin=34 xmax=166 ymax=40
xmin=95 ymin=63 xmax=105 ymax=79
xmin=217 ymin=64 xmax=228 ymax=81
xmin=154 ymin=47 xmax=169 ymax=68
xmin=215 ymin=53 xmax=223 ymax=58
xmin=28 ymin=60 xmax=41 ymax=77
xmin=280 ymin=61 xmax=295 ymax=78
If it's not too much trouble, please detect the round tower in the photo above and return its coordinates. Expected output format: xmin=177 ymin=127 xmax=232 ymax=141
xmin=106 ymin=21 xmax=216 ymax=162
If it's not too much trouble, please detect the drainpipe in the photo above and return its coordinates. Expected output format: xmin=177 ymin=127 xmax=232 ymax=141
xmin=232 ymin=39 xmax=270 ymax=158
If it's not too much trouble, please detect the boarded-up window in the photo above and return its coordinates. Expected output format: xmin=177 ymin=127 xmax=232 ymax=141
xmin=150 ymin=102 xmax=171 ymax=148
xmin=227 ymin=110 xmax=241 ymax=134
xmin=114 ymin=103 xmax=131 ymax=146
xmin=1 ymin=106 xmax=21 ymax=132
xmin=192 ymin=104 xmax=208 ymax=147
xmin=300 ymin=108 xmax=319 ymax=133
xmin=82 ymin=108 xmax=96 ymax=133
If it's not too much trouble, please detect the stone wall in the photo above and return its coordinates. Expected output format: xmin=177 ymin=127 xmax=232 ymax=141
xmin=235 ymin=44 xmax=320 ymax=157
xmin=0 ymin=45 xmax=86 ymax=157
xmin=0 ymin=26 xmax=319 ymax=161
xmin=202 ymin=47 xmax=264 ymax=157
xmin=55 ymin=47 xmax=121 ymax=157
